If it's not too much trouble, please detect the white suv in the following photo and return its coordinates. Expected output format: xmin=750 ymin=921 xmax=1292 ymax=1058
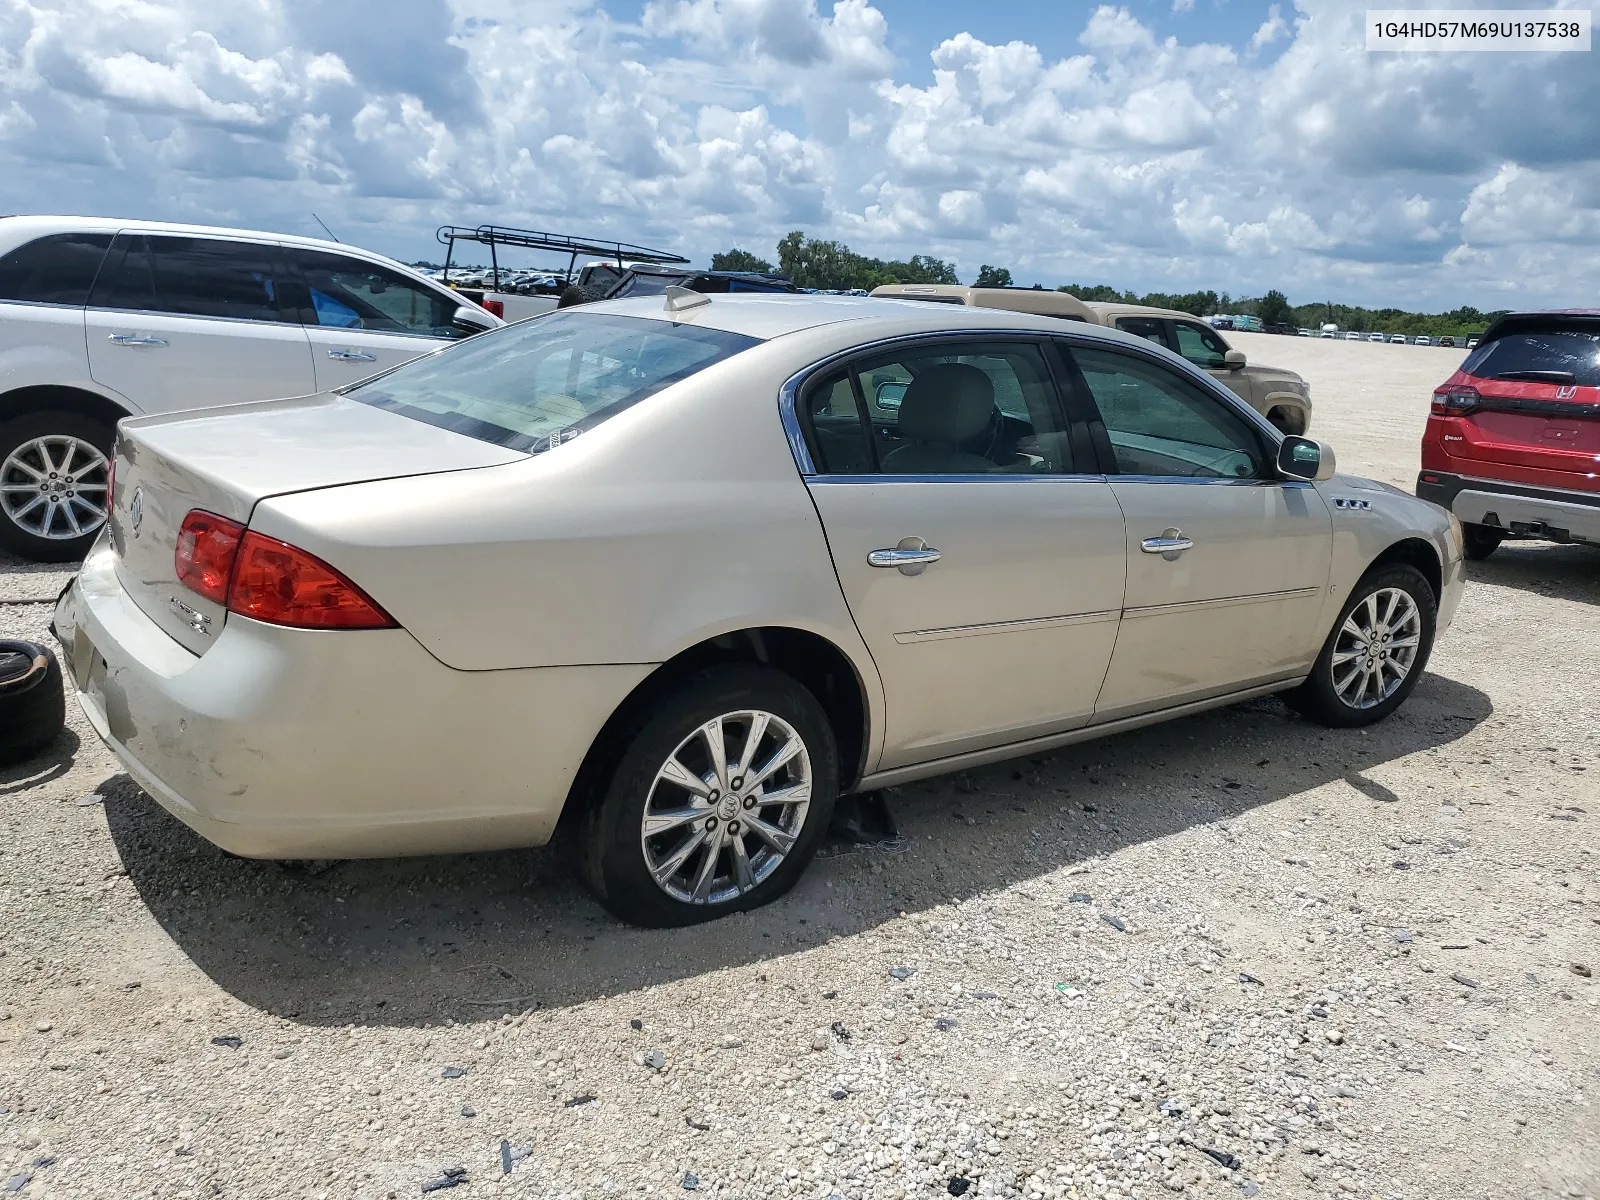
xmin=0 ymin=216 xmax=502 ymax=561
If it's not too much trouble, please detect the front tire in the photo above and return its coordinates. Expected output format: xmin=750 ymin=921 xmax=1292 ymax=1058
xmin=1285 ymin=564 xmax=1437 ymax=728
xmin=578 ymin=665 xmax=838 ymax=927
xmin=0 ymin=411 xmax=114 ymax=562
xmin=1461 ymin=523 xmax=1504 ymax=561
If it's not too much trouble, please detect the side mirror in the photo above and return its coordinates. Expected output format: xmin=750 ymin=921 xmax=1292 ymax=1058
xmin=874 ymin=380 xmax=908 ymax=410
xmin=451 ymin=305 xmax=497 ymax=337
xmin=1223 ymin=349 xmax=1247 ymax=369
xmin=1277 ymin=435 xmax=1337 ymax=483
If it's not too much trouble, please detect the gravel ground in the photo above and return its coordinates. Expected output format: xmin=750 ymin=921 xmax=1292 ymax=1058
xmin=2 ymin=338 xmax=1597 ymax=1200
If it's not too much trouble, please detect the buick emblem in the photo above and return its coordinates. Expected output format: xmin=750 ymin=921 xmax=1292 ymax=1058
xmin=128 ymin=486 xmax=144 ymax=538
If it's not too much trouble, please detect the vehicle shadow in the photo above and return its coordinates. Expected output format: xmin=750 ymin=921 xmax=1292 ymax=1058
xmin=1469 ymin=540 xmax=1598 ymax=605
xmin=103 ymin=671 xmax=1493 ymax=1029
xmin=0 ymin=728 xmax=80 ymax=795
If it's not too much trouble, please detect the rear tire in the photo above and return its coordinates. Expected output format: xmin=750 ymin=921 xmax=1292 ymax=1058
xmin=1461 ymin=523 xmax=1504 ymax=561
xmin=0 ymin=411 xmax=114 ymax=562
xmin=578 ymin=665 xmax=838 ymax=927
xmin=0 ymin=640 xmax=66 ymax=765
xmin=1284 ymin=564 xmax=1437 ymax=728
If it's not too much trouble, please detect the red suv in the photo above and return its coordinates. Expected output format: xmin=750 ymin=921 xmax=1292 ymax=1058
xmin=1417 ymin=310 xmax=1600 ymax=560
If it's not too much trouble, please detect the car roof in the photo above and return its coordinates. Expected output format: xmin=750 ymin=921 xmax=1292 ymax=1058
xmin=581 ymin=292 xmax=1161 ymax=347
xmin=870 ymin=284 xmax=1095 ymax=320
xmin=1478 ymin=309 xmax=1600 ymax=344
xmin=0 ymin=213 xmax=403 ymax=265
xmin=1085 ymin=301 xmax=1201 ymax=324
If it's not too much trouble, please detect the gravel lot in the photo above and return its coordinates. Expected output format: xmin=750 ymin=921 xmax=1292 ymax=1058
xmin=2 ymin=336 xmax=1596 ymax=1200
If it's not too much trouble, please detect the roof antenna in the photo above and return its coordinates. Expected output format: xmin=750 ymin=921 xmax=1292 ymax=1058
xmin=311 ymin=212 xmax=340 ymax=243
xmin=664 ymin=285 xmax=710 ymax=313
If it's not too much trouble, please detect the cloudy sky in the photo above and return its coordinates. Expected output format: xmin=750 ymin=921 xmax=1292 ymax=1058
xmin=2 ymin=0 xmax=1597 ymax=309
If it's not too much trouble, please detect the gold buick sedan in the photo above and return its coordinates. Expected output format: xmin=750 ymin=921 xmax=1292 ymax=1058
xmin=54 ymin=293 xmax=1464 ymax=925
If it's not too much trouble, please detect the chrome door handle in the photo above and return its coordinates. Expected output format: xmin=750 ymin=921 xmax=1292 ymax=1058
xmin=326 ymin=349 xmax=378 ymax=362
xmin=107 ymin=334 xmax=168 ymax=347
xmin=868 ymin=537 xmax=942 ymax=576
xmin=1140 ymin=528 xmax=1194 ymax=557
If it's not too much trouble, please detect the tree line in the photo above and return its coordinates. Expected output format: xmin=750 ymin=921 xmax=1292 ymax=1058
xmin=712 ymin=233 xmax=1502 ymax=337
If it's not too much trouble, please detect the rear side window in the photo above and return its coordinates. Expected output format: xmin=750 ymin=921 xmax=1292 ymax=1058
xmin=290 ymin=249 xmax=463 ymax=338
xmin=89 ymin=234 xmax=294 ymax=323
xmin=1114 ymin=316 xmax=1167 ymax=347
xmin=1172 ymin=321 xmax=1230 ymax=369
xmin=1461 ymin=329 xmax=1600 ymax=387
xmin=0 ymin=233 xmax=113 ymax=305
xmin=349 ymin=312 xmax=760 ymax=453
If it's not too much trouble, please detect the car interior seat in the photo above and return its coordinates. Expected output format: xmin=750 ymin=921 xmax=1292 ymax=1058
xmin=880 ymin=363 xmax=1001 ymax=474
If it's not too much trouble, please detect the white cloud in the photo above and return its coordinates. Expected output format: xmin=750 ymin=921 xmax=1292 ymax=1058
xmin=0 ymin=0 xmax=1596 ymax=309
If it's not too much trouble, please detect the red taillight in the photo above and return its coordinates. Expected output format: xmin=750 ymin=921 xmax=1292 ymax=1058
xmin=480 ymin=299 xmax=504 ymax=318
xmin=227 ymin=532 xmax=395 ymax=629
xmin=175 ymin=511 xmax=246 ymax=605
xmin=1431 ymin=384 xmax=1480 ymax=415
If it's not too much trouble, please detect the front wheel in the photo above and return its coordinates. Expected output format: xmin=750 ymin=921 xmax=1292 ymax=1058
xmin=578 ymin=665 xmax=838 ymax=927
xmin=0 ymin=411 xmax=114 ymax=562
xmin=1285 ymin=564 xmax=1437 ymax=728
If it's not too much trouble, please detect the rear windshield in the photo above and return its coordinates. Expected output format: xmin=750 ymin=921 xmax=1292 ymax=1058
xmin=348 ymin=312 xmax=760 ymax=452
xmin=1462 ymin=329 xmax=1600 ymax=387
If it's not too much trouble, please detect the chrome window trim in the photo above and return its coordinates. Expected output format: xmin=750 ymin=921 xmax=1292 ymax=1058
xmin=83 ymin=304 xmax=305 ymax=330
xmin=1109 ymin=475 xmax=1312 ymax=489
xmin=0 ymin=297 xmax=94 ymax=312
xmin=807 ymin=472 xmax=1113 ymax=485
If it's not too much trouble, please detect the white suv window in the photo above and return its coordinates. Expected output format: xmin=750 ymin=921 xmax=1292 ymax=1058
xmin=0 ymin=233 xmax=113 ymax=306
xmin=289 ymin=249 xmax=464 ymax=339
xmin=88 ymin=234 xmax=295 ymax=324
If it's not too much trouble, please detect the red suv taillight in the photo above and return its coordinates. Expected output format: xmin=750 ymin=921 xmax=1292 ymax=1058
xmin=480 ymin=299 xmax=505 ymax=318
xmin=175 ymin=511 xmax=245 ymax=604
xmin=1431 ymin=384 xmax=1481 ymax=415
xmin=227 ymin=532 xmax=396 ymax=629
xmin=175 ymin=510 xmax=395 ymax=629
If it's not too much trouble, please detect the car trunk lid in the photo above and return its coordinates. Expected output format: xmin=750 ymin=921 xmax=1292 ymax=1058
xmin=109 ymin=393 xmax=525 ymax=654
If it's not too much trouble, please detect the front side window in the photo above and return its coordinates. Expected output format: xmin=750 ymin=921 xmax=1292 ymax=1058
xmin=291 ymin=249 xmax=463 ymax=338
xmin=803 ymin=340 xmax=1073 ymax=475
xmin=1068 ymin=346 xmax=1263 ymax=479
xmin=0 ymin=233 xmax=113 ymax=305
xmin=349 ymin=312 xmax=759 ymax=452
xmin=88 ymin=234 xmax=293 ymax=323
xmin=1172 ymin=321 xmax=1231 ymax=369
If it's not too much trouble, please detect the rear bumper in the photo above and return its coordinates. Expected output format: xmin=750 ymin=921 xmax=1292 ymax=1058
xmin=1416 ymin=472 xmax=1600 ymax=546
xmin=54 ymin=541 xmax=652 ymax=859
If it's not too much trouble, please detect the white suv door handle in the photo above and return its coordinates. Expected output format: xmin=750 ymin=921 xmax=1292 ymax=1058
xmin=326 ymin=349 xmax=378 ymax=362
xmin=1141 ymin=529 xmax=1194 ymax=557
xmin=107 ymin=333 xmax=168 ymax=347
xmin=868 ymin=536 xmax=942 ymax=576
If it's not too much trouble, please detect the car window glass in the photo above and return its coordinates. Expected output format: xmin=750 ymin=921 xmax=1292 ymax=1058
xmin=803 ymin=370 xmax=874 ymax=474
xmin=292 ymin=249 xmax=463 ymax=338
xmin=87 ymin=234 xmax=291 ymax=323
xmin=1172 ymin=321 xmax=1230 ymax=369
xmin=0 ymin=233 xmax=113 ymax=305
xmin=349 ymin=312 xmax=759 ymax=453
xmin=828 ymin=341 xmax=1071 ymax=475
xmin=1114 ymin=316 xmax=1168 ymax=348
xmin=1068 ymin=346 xmax=1263 ymax=479
xmin=1461 ymin=330 xmax=1600 ymax=387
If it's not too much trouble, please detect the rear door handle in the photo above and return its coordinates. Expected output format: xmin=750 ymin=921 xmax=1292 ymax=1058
xmin=326 ymin=349 xmax=378 ymax=362
xmin=107 ymin=334 xmax=168 ymax=347
xmin=1140 ymin=529 xmax=1194 ymax=557
xmin=868 ymin=537 xmax=941 ymax=576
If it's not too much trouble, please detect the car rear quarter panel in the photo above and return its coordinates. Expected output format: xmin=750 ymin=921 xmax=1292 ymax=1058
xmin=247 ymin=327 xmax=890 ymax=761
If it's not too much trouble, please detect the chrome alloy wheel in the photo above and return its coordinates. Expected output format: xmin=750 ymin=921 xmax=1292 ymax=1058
xmin=0 ymin=435 xmax=110 ymax=541
xmin=640 ymin=709 xmax=812 ymax=905
xmin=1331 ymin=587 xmax=1422 ymax=710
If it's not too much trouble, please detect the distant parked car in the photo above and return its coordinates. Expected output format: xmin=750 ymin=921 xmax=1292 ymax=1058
xmin=1320 ymin=331 xmax=1338 ymax=339
xmin=1390 ymin=334 xmax=1407 ymax=344
xmin=0 ymin=216 xmax=502 ymax=560
xmin=1298 ymin=328 xmax=1314 ymax=337
xmin=51 ymin=294 xmax=1464 ymax=926
xmin=1368 ymin=333 xmax=1385 ymax=342
xmin=1414 ymin=336 xmax=1432 ymax=346
xmin=1417 ymin=310 xmax=1599 ymax=559
xmin=1437 ymin=336 xmax=1456 ymax=349
xmin=1344 ymin=332 xmax=1362 ymax=341
xmin=1465 ymin=338 xmax=1479 ymax=349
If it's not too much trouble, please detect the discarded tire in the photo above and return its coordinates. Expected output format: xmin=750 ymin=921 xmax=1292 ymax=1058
xmin=0 ymin=639 xmax=65 ymax=765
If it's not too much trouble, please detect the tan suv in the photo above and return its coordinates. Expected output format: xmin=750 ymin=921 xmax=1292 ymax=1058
xmin=871 ymin=285 xmax=1311 ymax=433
